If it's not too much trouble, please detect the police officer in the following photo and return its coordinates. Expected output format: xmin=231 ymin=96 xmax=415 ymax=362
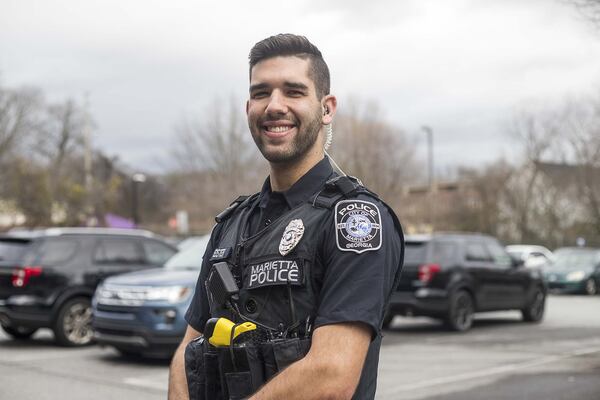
xmin=168 ymin=33 xmax=404 ymax=400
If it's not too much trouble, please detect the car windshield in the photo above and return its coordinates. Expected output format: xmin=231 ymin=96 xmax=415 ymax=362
xmin=0 ymin=238 xmax=32 ymax=263
xmin=404 ymin=240 xmax=454 ymax=265
xmin=552 ymin=249 xmax=600 ymax=269
xmin=165 ymin=235 xmax=210 ymax=270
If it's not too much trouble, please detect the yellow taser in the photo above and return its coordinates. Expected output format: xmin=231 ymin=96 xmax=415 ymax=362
xmin=204 ymin=317 xmax=256 ymax=347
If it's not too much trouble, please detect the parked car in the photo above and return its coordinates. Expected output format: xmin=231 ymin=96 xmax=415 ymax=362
xmin=544 ymin=247 xmax=600 ymax=295
xmin=92 ymin=235 xmax=209 ymax=358
xmin=176 ymin=235 xmax=207 ymax=251
xmin=506 ymin=245 xmax=554 ymax=269
xmin=385 ymin=233 xmax=547 ymax=331
xmin=0 ymin=228 xmax=177 ymax=346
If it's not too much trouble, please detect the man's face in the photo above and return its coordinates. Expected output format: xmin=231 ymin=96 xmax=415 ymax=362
xmin=247 ymin=56 xmax=323 ymax=164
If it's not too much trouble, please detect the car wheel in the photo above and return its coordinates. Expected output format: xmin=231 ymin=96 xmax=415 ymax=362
xmin=382 ymin=312 xmax=394 ymax=329
xmin=1 ymin=325 xmax=38 ymax=339
xmin=521 ymin=287 xmax=545 ymax=322
xmin=584 ymin=278 xmax=597 ymax=296
xmin=444 ymin=290 xmax=474 ymax=332
xmin=53 ymin=297 xmax=94 ymax=347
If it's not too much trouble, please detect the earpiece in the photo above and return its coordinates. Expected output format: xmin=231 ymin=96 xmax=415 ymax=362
xmin=323 ymin=106 xmax=329 ymax=115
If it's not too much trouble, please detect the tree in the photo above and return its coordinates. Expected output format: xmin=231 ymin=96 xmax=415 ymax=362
xmin=4 ymin=157 xmax=52 ymax=227
xmin=0 ymin=85 xmax=41 ymax=159
xmin=566 ymin=0 xmax=600 ymax=27
xmin=328 ymin=99 xmax=420 ymax=203
xmin=168 ymin=97 xmax=265 ymax=231
xmin=171 ymin=96 xmax=262 ymax=184
xmin=0 ymin=84 xmax=42 ymax=178
xmin=33 ymin=99 xmax=89 ymax=224
xmin=502 ymin=106 xmax=561 ymax=243
xmin=561 ymin=97 xmax=600 ymax=237
xmin=448 ymin=161 xmax=514 ymax=237
xmin=500 ymin=95 xmax=600 ymax=247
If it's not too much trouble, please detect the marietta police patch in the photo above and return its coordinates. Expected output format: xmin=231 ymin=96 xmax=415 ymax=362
xmin=335 ymin=200 xmax=382 ymax=253
xmin=245 ymin=259 xmax=304 ymax=289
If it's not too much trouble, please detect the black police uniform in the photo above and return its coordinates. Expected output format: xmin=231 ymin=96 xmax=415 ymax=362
xmin=185 ymin=156 xmax=404 ymax=400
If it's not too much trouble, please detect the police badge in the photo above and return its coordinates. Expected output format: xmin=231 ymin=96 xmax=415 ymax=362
xmin=279 ymin=219 xmax=305 ymax=256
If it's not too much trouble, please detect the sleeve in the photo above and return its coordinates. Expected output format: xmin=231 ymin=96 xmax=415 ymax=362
xmin=184 ymin=223 xmax=223 ymax=333
xmin=313 ymin=194 xmax=403 ymax=338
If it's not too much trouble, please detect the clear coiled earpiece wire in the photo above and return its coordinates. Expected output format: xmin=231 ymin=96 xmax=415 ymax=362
xmin=322 ymin=107 xmax=348 ymax=176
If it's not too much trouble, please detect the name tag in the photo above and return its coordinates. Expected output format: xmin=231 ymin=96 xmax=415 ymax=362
xmin=210 ymin=247 xmax=232 ymax=261
xmin=245 ymin=259 xmax=304 ymax=289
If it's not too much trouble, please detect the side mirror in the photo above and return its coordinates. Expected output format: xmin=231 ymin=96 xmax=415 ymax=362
xmin=511 ymin=257 xmax=524 ymax=268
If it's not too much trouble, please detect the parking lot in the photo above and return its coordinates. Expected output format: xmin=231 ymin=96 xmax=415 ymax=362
xmin=1 ymin=294 xmax=599 ymax=400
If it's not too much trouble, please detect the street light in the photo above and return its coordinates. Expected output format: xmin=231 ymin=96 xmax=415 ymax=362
xmin=131 ymin=173 xmax=146 ymax=226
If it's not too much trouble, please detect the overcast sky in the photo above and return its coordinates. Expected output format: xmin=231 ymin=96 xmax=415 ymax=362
xmin=2 ymin=0 xmax=600 ymax=176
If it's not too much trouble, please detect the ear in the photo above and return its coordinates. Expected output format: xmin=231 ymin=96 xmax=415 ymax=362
xmin=246 ymin=99 xmax=250 ymax=115
xmin=322 ymin=95 xmax=337 ymax=125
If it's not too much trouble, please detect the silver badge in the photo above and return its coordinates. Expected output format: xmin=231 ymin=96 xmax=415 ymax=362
xmin=279 ymin=219 xmax=305 ymax=256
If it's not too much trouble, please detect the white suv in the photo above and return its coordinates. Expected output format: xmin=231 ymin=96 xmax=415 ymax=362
xmin=506 ymin=245 xmax=554 ymax=269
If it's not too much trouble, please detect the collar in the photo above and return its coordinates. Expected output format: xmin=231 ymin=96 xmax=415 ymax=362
xmin=258 ymin=156 xmax=335 ymax=210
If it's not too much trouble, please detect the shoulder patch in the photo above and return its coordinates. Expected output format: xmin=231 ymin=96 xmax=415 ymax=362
xmin=335 ymin=199 xmax=382 ymax=253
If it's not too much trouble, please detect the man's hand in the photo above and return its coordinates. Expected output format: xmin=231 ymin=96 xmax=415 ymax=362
xmin=250 ymin=322 xmax=371 ymax=400
xmin=168 ymin=325 xmax=202 ymax=400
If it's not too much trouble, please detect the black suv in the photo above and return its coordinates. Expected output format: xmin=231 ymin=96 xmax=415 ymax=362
xmin=385 ymin=233 xmax=547 ymax=331
xmin=0 ymin=228 xmax=177 ymax=346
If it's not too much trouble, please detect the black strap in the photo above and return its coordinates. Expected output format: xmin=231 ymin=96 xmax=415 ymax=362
xmin=313 ymin=175 xmax=365 ymax=208
xmin=215 ymin=194 xmax=256 ymax=223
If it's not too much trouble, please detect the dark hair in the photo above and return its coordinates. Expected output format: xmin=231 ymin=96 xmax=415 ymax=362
xmin=249 ymin=33 xmax=330 ymax=98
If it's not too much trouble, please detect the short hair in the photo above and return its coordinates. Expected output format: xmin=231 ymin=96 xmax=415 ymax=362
xmin=249 ymin=34 xmax=330 ymax=98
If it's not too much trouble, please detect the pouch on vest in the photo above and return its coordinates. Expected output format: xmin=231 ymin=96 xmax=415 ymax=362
xmin=204 ymin=345 xmax=224 ymax=400
xmin=225 ymin=371 xmax=253 ymax=400
xmin=218 ymin=345 xmax=264 ymax=399
xmin=185 ymin=336 xmax=206 ymax=400
xmin=185 ymin=338 xmax=225 ymax=400
xmin=260 ymin=338 xmax=311 ymax=381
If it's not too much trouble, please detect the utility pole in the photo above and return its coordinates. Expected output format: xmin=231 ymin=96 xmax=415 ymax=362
xmin=421 ymin=125 xmax=435 ymax=232
xmin=131 ymin=173 xmax=146 ymax=226
xmin=83 ymin=93 xmax=93 ymax=225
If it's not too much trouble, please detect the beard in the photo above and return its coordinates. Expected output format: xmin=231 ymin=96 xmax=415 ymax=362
xmin=250 ymin=108 xmax=322 ymax=164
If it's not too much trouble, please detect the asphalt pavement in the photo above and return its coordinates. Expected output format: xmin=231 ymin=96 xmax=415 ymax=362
xmin=0 ymin=294 xmax=599 ymax=400
xmin=377 ymin=294 xmax=600 ymax=399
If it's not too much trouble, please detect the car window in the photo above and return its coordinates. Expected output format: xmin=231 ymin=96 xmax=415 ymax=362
xmin=94 ymin=239 xmax=144 ymax=264
xmin=0 ymin=239 xmax=32 ymax=263
xmin=430 ymin=241 xmax=456 ymax=264
xmin=37 ymin=238 xmax=79 ymax=265
xmin=553 ymin=249 xmax=600 ymax=269
xmin=486 ymin=242 xmax=512 ymax=268
xmin=142 ymin=240 xmax=177 ymax=266
xmin=165 ymin=236 xmax=210 ymax=270
xmin=465 ymin=242 xmax=493 ymax=262
xmin=404 ymin=241 xmax=427 ymax=264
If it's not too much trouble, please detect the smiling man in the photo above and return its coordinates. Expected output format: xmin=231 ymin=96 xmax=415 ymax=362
xmin=168 ymin=34 xmax=404 ymax=400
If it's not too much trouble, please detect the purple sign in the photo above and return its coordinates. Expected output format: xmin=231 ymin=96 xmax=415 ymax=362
xmin=105 ymin=213 xmax=136 ymax=229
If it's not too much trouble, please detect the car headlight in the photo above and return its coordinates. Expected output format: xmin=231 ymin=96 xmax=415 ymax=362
xmin=566 ymin=271 xmax=586 ymax=282
xmin=145 ymin=286 xmax=192 ymax=303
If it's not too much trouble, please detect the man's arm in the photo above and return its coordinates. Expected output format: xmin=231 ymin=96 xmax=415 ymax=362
xmin=168 ymin=325 xmax=202 ymax=400
xmin=250 ymin=322 xmax=371 ymax=400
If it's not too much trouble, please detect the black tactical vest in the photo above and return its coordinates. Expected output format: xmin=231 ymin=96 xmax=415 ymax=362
xmin=208 ymin=197 xmax=328 ymax=334
xmin=186 ymin=176 xmax=404 ymax=400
